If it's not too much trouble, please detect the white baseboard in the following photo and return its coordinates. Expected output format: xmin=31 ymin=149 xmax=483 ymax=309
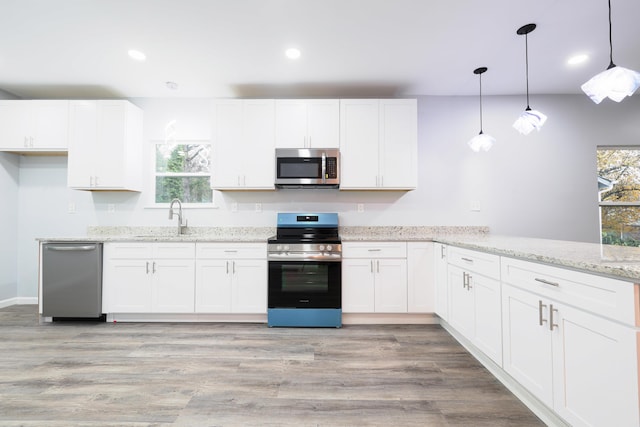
xmin=0 ymin=297 xmax=37 ymax=309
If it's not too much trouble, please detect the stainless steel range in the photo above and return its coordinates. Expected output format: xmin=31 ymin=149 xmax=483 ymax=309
xmin=267 ymin=213 xmax=342 ymax=327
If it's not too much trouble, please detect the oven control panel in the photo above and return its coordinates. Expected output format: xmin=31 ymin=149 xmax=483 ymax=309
xmin=267 ymin=243 xmax=342 ymax=261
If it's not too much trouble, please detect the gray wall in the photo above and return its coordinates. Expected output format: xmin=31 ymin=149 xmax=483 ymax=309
xmin=6 ymin=94 xmax=640 ymax=299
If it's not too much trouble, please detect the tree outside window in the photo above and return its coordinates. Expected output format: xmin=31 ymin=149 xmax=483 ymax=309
xmin=155 ymin=142 xmax=213 ymax=204
xmin=597 ymin=147 xmax=640 ymax=246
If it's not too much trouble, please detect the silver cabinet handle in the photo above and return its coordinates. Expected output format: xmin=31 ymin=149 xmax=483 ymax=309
xmin=368 ymin=248 xmax=382 ymax=252
xmin=232 ymin=261 xmax=235 ymax=274
xmin=226 ymin=261 xmax=229 ymax=274
xmin=370 ymin=260 xmax=374 ymax=273
xmin=224 ymin=250 xmax=238 ymax=253
xmin=152 ymin=261 xmax=157 ymax=274
xmin=377 ymin=260 xmax=380 ymax=273
xmin=467 ymin=274 xmax=472 ymax=289
xmin=461 ymin=257 xmax=474 ymax=263
xmin=549 ymin=304 xmax=558 ymax=330
xmin=440 ymin=245 xmax=446 ymax=259
xmin=462 ymin=272 xmax=470 ymax=289
xmin=535 ymin=278 xmax=560 ymax=287
xmin=538 ymin=300 xmax=548 ymax=326
xmin=46 ymin=245 xmax=96 ymax=251
xmin=146 ymin=261 xmax=150 ymax=274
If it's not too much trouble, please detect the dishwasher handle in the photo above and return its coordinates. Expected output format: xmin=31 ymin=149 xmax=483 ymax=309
xmin=45 ymin=244 xmax=98 ymax=252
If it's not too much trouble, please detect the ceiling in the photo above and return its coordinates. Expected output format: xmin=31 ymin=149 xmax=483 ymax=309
xmin=2 ymin=0 xmax=639 ymax=99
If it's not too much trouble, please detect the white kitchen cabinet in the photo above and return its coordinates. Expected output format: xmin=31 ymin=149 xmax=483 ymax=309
xmin=342 ymin=242 xmax=408 ymax=313
xmin=195 ymin=243 xmax=267 ymax=313
xmin=433 ymin=243 xmax=448 ymax=320
xmin=275 ymin=99 xmax=339 ymax=148
xmin=67 ymin=100 xmax=143 ymax=191
xmin=406 ymin=242 xmax=434 ymax=313
xmin=103 ymin=242 xmax=195 ymax=313
xmin=0 ymin=100 xmax=69 ymax=152
xmin=339 ymin=99 xmax=417 ymax=190
xmin=501 ymin=257 xmax=640 ymax=427
xmin=211 ymin=99 xmax=275 ymax=190
xmin=446 ymin=247 xmax=502 ymax=365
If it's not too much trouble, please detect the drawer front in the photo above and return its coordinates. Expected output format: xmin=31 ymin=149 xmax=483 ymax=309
xmin=501 ymin=256 xmax=636 ymax=325
xmin=196 ymin=242 xmax=267 ymax=259
xmin=152 ymin=242 xmax=195 ymax=259
xmin=447 ymin=246 xmax=500 ymax=280
xmin=105 ymin=242 xmax=153 ymax=259
xmin=342 ymin=241 xmax=407 ymax=258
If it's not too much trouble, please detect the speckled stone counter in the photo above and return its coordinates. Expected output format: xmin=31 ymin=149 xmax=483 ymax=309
xmin=340 ymin=226 xmax=489 ymax=241
xmin=436 ymin=234 xmax=640 ymax=282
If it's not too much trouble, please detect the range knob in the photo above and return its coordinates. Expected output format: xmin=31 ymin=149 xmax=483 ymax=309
xmin=319 ymin=245 xmax=325 ymax=251
xmin=276 ymin=245 xmax=282 ymax=251
xmin=326 ymin=245 xmax=333 ymax=251
xmin=283 ymin=245 xmax=290 ymax=252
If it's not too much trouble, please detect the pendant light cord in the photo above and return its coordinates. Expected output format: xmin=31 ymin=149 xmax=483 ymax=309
xmin=525 ymin=33 xmax=530 ymax=110
xmin=607 ymin=0 xmax=616 ymax=69
xmin=479 ymin=72 xmax=484 ymax=133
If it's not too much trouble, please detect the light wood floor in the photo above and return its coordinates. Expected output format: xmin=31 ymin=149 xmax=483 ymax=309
xmin=0 ymin=305 xmax=544 ymax=426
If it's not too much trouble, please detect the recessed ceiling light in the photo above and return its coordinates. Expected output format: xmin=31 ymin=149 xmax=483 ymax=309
xmin=285 ymin=48 xmax=301 ymax=59
xmin=128 ymin=49 xmax=146 ymax=61
xmin=165 ymin=81 xmax=179 ymax=90
xmin=568 ymin=54 xmax=589 ymax=65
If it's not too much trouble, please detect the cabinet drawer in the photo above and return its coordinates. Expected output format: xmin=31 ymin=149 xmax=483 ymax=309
xmin=448 ymin=246 xmax=500 ymax=280
xmin=501 ymin=256 xmax=637 ymax=326
xmin=105 ymin=242 xmax=195 ymax=259
xmin=342 ymin=241 xmax=407 ymax=258
xmin=196 ymin=242 xmax=267 ymax=259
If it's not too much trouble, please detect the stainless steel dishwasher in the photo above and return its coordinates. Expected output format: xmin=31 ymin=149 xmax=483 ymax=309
xmin=42 ymin=242 xmax=103 ymax=319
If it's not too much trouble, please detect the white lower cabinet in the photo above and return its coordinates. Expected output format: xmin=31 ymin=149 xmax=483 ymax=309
xmin=195 ymin=243 xmax=267 ymax=314
xmin=433 ymin=243 xmax=448 ymax=321
xmin=406 ymin=242 xmax=434 ymax=313
xmin=342 ymin=242 xmax=407 ymax=313
xmin=501 ymin=257 xmax=640 ymax=427
xmin=103 ymin=242 xmax=195 ymax=313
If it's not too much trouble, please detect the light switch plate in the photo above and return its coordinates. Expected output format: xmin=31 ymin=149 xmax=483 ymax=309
xmin=357 ymin=203 xmax=364 ymax=213
xmin=255 ymin=203 xmax=262 ymax=213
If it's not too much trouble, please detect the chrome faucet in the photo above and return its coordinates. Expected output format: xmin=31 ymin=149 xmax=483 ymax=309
xmin=168 ymin=198 xmax=188 ymax=235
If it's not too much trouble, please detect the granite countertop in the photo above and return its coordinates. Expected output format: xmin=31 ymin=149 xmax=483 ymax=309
xmin=435 ymin=234 xmax=640 ymax=282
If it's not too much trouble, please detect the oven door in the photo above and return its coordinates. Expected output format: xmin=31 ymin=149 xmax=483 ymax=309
xmin=268 ymin=260 xmax=341 ymax=309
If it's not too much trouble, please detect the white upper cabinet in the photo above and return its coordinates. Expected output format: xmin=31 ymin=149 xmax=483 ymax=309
xmin=275 ymin=99 xmax=339 ymax=148
xmin=211 ymin=99 xmax=275 ymax=190
xmin=67 ymin=100 xmax=143 ymax=191
xmin=0 ymin=100 xmax=69 ymax=152
xmin=340 ymin=99 xmax=417 ymax=190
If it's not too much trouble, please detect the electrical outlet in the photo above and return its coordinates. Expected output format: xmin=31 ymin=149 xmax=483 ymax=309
xmin=255 ymin=203 xmax=262 ymax=213
xmin=107 ymin=204 xmax=116 ymax=213
xmin=357 ymin=203 xmax=364 ymax=213
xmin=470 ymin=200 xmax=481 ymax=212
xmin=231 ymin=202 xmax=238 ymax=213
xmin=68 ymin=202 xmax=76 ymax=214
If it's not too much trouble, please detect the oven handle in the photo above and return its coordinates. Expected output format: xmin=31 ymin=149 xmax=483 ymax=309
xmin=267 ymin=253 xmax=342 ymax=262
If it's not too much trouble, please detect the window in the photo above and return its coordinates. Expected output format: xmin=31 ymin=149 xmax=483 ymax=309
xmin=597 ymin=147 xmax=640 ymax=246
xmin=154 ymin=141 xmax=213 ymax=204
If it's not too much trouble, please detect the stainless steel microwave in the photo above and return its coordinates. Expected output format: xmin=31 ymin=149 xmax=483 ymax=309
xmin=275 ymin=148 xmax=340 ymax=189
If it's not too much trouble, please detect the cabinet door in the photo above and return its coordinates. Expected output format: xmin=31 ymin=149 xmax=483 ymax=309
xmin=379 ymin=99 xmax=417 ymax=189
xmin=307 ymin=100 xmax=339 ymax=148
xmin=231 ymin=260 xmax=267 ymax=313
xmin=502 ymin=284 xmax=553 ymax=407
xmin=407 ymin=242 xmax=434 ymax=313
xmin=195 ymin=259 xmax=233 ymax=313
xmin=68 ymin=101 xmax=98 ymax=188
xmin=447 ymin=265 xmax=475 ymax=338
xmin=552 ymin=303 xmax=640 ymax=427
xmin=241 ymin=100 xmax=275 ymax=188
xmin=342 ymin=258 xmax=375 ymax=312
xmin=433 ymin=243 xmax=449 ymax=320
xmin=31 ymin=101 xmax=69 ymax=150
xmin=374 ymin=258 xmax=408 ymax=313
xmin=0 ymin=101 xmax=30 ymax=149
xmin=275 ymin=100 xmax=308 ymax=148
xmin=103 ymin=259 xmax=152 ymax=313
xmin=95 ymin=101 xmax=127 ymax=188
xmin=339 ymin=99 xmax=380 ymax=189
xmin=211 ymin=100 xmax=243 ymax=188
xmin=472 ymin=274 xmax=502 ymax=365
xmin=152 ymin=259 xmax=195 ymax=313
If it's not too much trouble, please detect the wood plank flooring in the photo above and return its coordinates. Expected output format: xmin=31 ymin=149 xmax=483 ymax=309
xmin=0 ymin=305 xmax=544 ymax=426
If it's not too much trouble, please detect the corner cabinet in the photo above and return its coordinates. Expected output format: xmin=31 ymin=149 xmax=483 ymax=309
xmin=211 ymin=99 xmax=275 ymax=190
xmin=67 ymin=100 xmax=143 ymax=191
xmin=0 ymin=100 xmax=69 ymax=153
xmin=339 ymin=99 xmax=417 ymax=190
xmin=433 ymin=243 xmax=449 ymax=321
xmin=275 ymin=99 xmax=339 ymax=148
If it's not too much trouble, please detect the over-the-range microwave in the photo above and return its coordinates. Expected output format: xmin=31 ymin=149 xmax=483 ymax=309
xmin=274 ymin=148 xmax=340 ymax=189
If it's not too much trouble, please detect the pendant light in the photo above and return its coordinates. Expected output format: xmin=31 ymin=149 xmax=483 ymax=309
xmin=468 ymin=67 xmax=495 ymax=152
xmin=581 ymin=0 xmax=640 ymax=103
xmin=513 ymin=23 xmax=547 ymax=135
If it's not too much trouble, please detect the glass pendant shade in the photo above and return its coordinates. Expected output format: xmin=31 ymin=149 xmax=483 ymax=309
xmin=583 ymin=0 xmax=640 ymax=103
xmin=468 ymin=132 xmax=496 ymax=152
xmin=514 ymin=23 xmax=546 ymax=135
xmin=581 ymin=65 xmax=640 ymax=104
xmin=513 ymin=108 xmax=548 ymax=135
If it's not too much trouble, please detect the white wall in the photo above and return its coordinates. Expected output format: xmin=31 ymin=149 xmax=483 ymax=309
xmin=0 ymin=153 xmax=19 ymax=302
xmin=10 ymin=94 xmax=640 ymax=298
